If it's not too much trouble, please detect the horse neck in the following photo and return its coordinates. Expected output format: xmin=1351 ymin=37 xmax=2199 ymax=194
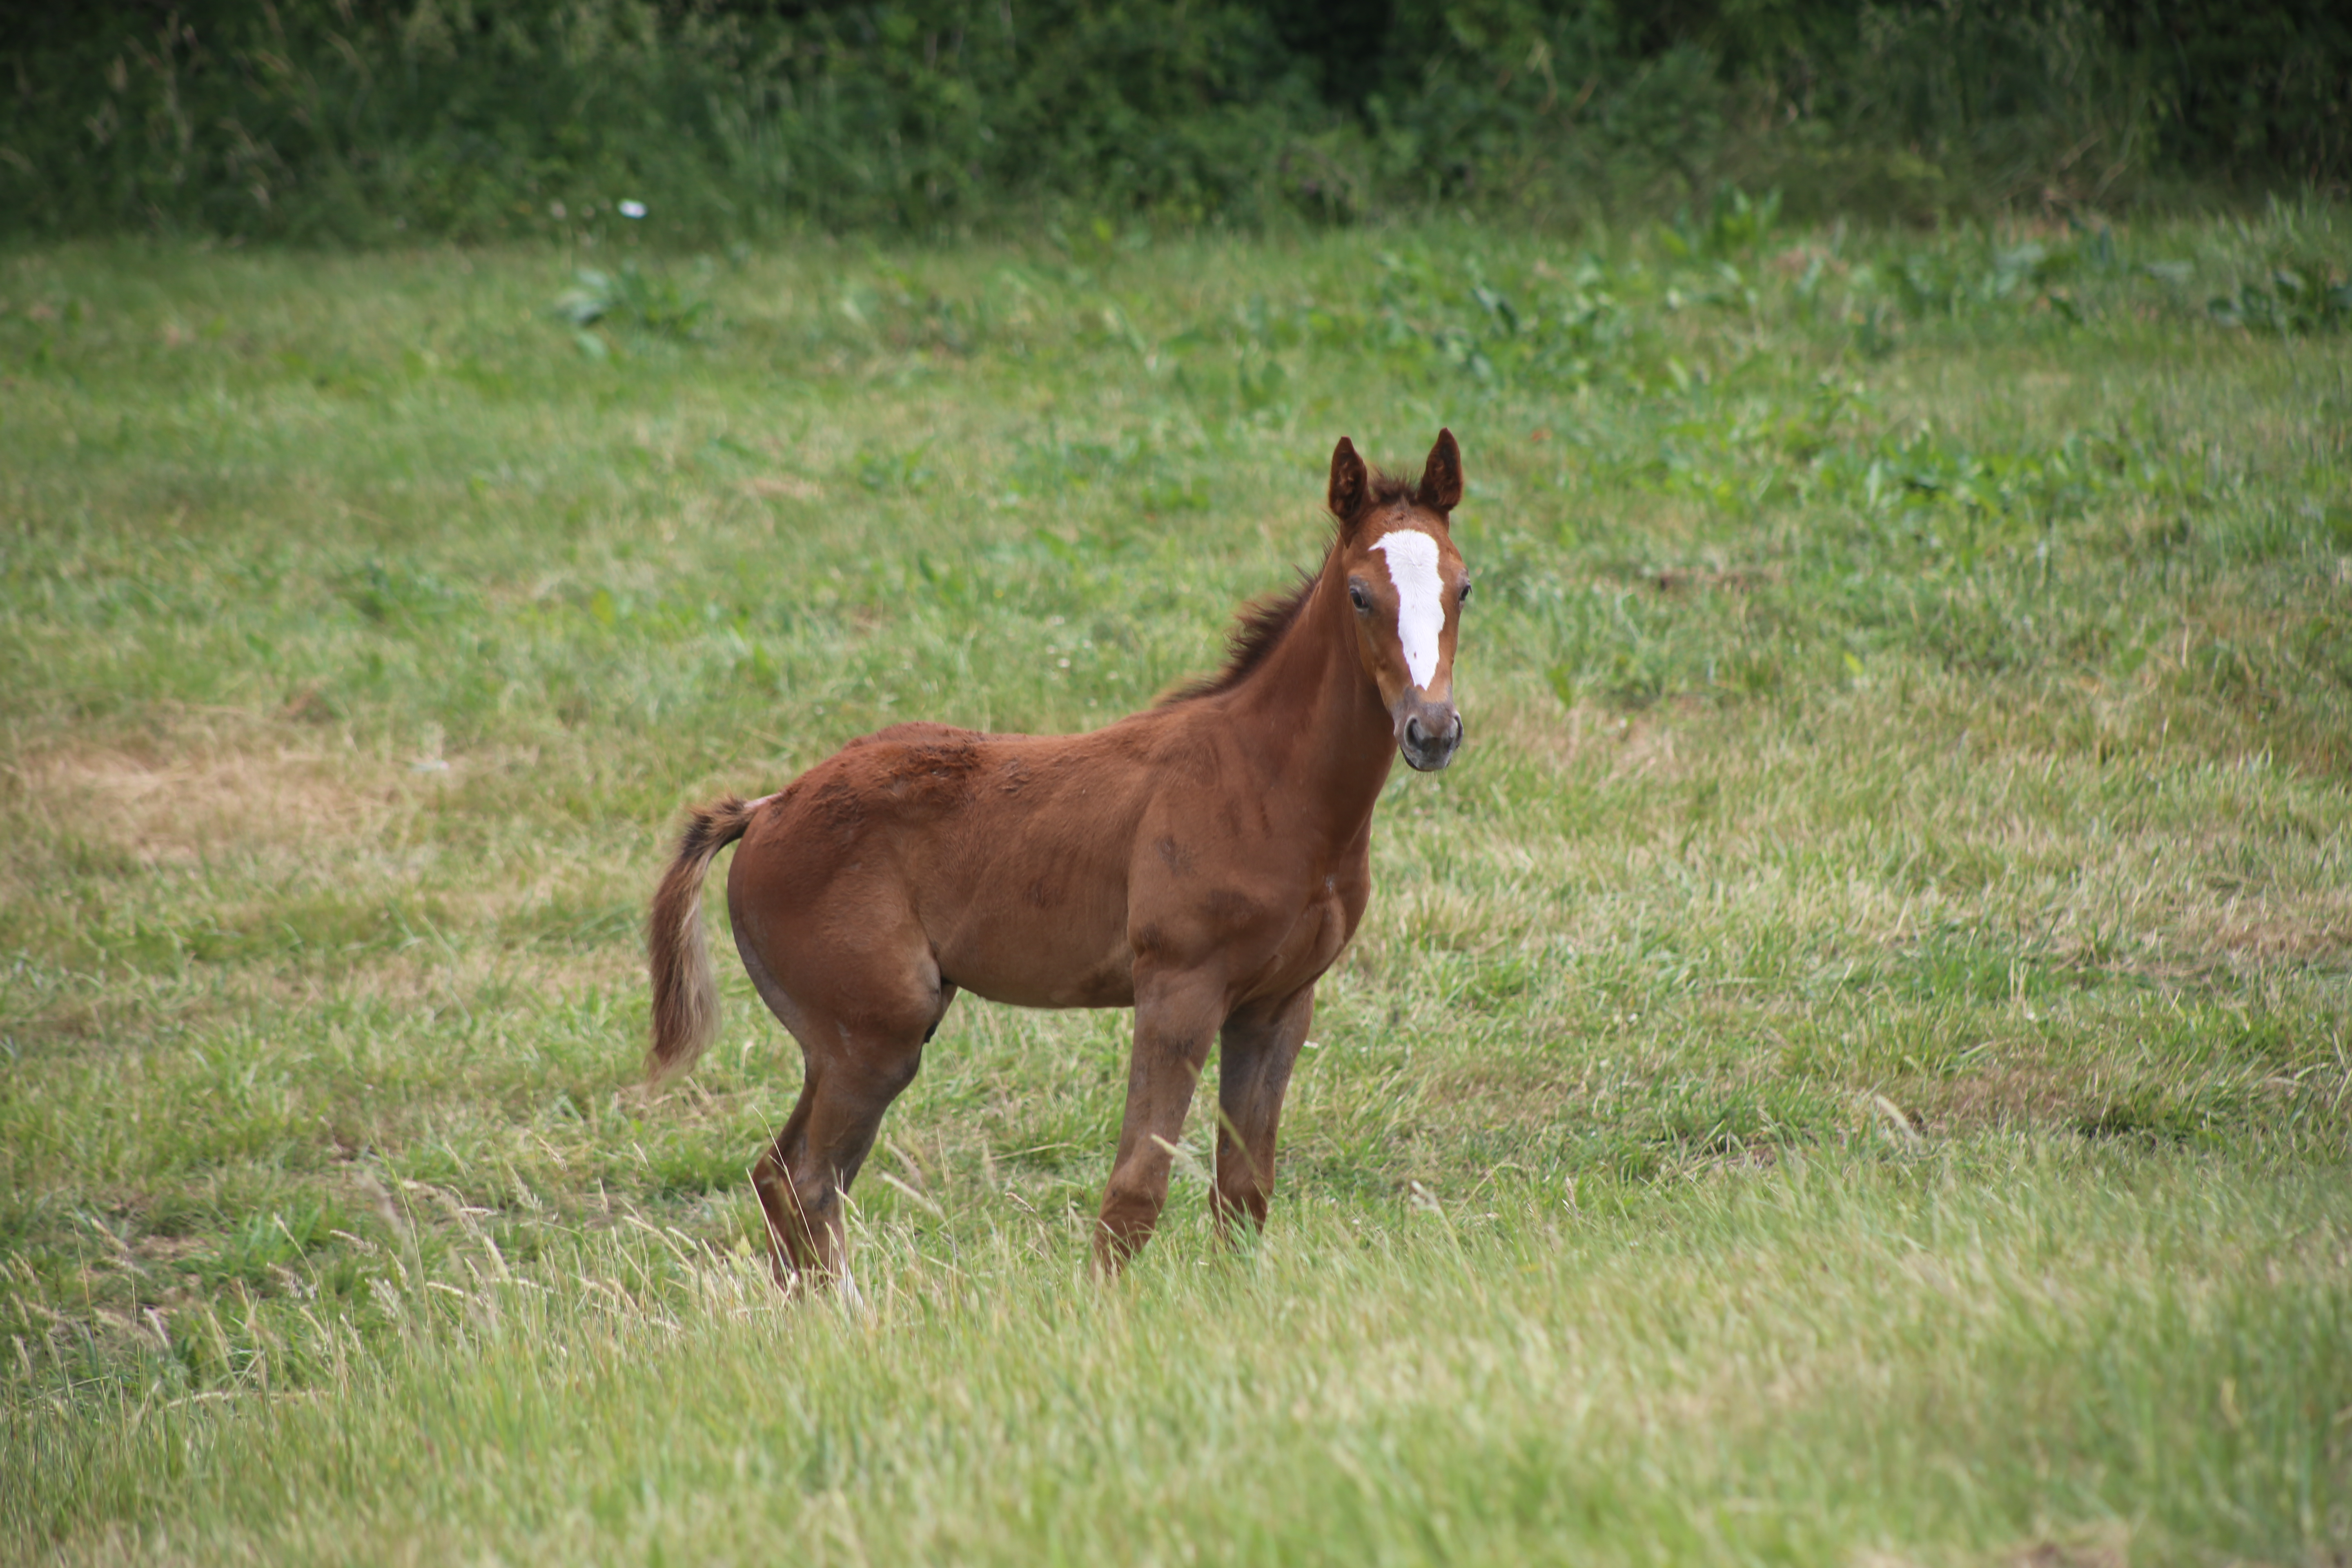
xmin=1223 ymin=557 xmax=1397 ymax=843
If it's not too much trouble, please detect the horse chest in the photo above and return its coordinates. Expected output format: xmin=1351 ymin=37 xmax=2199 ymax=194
xmin=1230 ymin=869 xmax=1362 ymax=1002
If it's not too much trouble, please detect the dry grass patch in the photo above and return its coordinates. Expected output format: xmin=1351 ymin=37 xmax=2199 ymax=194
xmin=7 ymin=736 xmax=403 ymax=872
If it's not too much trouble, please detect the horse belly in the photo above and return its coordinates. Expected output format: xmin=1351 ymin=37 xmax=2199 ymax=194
xmin=921 ymin=806 xmax=1139 ymax=1011
xmin=933 ymin=903 xmax=1136 ymax=1010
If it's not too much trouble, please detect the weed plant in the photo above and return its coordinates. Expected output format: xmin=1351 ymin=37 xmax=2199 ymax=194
xmin=2 ymin=206 xmax=2349 ymax=1562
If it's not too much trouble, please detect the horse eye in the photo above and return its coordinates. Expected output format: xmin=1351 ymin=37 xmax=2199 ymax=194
xmin=1459 ymin=581 xmax=1473 ymax=608
xmin=1348 ymin=583 xmax=1369 ymax=612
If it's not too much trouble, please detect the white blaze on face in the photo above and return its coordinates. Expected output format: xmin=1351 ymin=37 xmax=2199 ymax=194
xmin=1370 ymin=530 xmax=1444 ymax=689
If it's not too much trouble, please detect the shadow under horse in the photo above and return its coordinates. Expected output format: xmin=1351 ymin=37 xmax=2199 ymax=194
xmin=646 ymin=430 xmax=1472 ymax=1292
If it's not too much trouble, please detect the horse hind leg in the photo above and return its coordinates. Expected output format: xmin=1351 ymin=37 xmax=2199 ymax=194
xmin=751 ymin=1087 xmax=822 ymax=1288
xmin=747 ymin=977 xmax=955 ymax=1297
xmin=751 ymin=1041 xmax=918 ymax=1295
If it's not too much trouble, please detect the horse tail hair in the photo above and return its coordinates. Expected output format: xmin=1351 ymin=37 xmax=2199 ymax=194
xmin=647 ymin=794 xmax=760 ymax=1087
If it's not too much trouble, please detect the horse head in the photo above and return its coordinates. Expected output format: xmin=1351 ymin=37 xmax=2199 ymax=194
xmin=1327 ymin=429 xmax=1470 ymax=772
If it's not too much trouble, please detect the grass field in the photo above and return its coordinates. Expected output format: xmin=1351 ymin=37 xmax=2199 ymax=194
xmin=3 ymin=205 xmax=2350 ymax=1564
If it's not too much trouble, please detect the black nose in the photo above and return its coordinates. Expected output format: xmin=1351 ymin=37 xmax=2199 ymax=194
xmin=1406 ymin=713 xmax=1462 ymax=749
xmin=1400 ymin=708 xmax=1463 ymax=771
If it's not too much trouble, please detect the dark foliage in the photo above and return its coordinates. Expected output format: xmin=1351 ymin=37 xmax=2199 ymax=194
xmin=0 ymin=0 xmax=2342 ymax=242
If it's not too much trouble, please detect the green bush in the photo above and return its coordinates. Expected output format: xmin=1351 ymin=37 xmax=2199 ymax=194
xmin=1 ymin=0 xmax=2345 ymax=242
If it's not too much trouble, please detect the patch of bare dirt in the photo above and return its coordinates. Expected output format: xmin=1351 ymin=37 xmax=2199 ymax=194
xmin=10 ymin=729 xmax=404 ymax=867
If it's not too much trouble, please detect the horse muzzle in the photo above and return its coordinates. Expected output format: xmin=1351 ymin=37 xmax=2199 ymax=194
xmin=1395 ymin=697 xmax=1463 ymax=772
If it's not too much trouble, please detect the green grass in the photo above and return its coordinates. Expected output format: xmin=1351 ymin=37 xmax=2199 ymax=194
xmin=2 ymin=205 xmax=2349 ymax=1563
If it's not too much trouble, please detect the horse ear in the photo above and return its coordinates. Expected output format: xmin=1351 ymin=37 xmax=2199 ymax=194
xmin=1328 ymin=436 xmax=1369 ymax=523
xmin=1417 ymin=428 xmax=1463 ymax=512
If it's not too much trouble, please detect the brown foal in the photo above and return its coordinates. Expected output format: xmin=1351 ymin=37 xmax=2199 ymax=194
xmin=646 ymin=430 xmax=1472 ymax=1292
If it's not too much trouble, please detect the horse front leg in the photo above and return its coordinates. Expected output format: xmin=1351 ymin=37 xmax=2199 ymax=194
xmin=1095 ymin=972 xmax=1226 ymax=1273
xmin=1211 ymin=981 xmax=1315 ymax=1239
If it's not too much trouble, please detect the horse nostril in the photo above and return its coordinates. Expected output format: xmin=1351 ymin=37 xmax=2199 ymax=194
xmin=1405 ymin=716 xmax=1426 ymax=748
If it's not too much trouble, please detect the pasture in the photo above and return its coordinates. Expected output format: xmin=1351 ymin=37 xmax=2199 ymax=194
xmin=3 ymin=207 xmax=2350 ymax=1563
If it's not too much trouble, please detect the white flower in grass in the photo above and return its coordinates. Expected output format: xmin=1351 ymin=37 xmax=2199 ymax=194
xmin=618 ymin=200 xmax=647 ymax=219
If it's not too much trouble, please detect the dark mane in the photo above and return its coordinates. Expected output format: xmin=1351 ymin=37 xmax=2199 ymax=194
xmin=1157 ymin=465 xmax=1420 ymax=707
xmin=1157 ymin=570 xmax=1318 ymax=706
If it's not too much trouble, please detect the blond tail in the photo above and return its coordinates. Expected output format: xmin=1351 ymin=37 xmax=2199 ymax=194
xmin=646 ymin=794 xmax=761 ymax=1086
